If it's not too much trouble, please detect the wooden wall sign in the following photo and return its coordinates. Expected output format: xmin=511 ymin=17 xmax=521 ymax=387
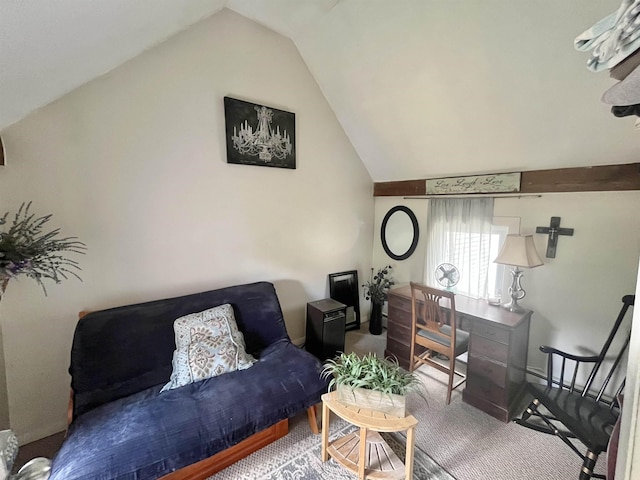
xmin=425 ymin=172 xmax=521 ymax=195
xmin=374 ymin=163 xmax=640 ymax=196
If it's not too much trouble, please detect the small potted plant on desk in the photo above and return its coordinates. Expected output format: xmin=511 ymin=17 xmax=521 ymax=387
xmin=363 ymin=265 xmax=394 ymax=335
xmin=322 ymin=352 xmax=424 ymax=417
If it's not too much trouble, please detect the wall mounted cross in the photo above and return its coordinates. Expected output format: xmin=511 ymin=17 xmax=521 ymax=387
xmin=535 ymin=216 xmax=574 ymax=258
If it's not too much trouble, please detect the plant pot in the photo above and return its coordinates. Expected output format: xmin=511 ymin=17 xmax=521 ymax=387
xmin=369 ymin=300 xmax=383 ymax=335
xmin=336 ymin=384 xmax=406 ymax=417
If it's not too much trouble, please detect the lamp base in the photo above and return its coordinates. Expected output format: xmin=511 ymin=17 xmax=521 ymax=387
xmin=501 ymin=267 xmax=527 ymax=314
xmin=501 ymin=299 xmax=526 ymax=313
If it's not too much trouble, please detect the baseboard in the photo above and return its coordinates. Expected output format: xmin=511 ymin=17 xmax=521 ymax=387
xmin=16 ymin=420 xmax=67 ymax=446
xmin=525 ymin=366 xmax=546 ymax=381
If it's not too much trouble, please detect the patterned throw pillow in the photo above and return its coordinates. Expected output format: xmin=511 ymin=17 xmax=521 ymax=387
xmin=161 ymin=303 xmax=256 ymax=392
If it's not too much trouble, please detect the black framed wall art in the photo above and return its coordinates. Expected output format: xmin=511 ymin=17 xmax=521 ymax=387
xmin=224 ymin=96 xmax=296 ymax=169
xmin=328 ymin=270 xmax=361 ymax=331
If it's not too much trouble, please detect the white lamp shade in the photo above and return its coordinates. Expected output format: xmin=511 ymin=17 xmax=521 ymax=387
xmin=494 ymin=234 xmax=543 ymax=268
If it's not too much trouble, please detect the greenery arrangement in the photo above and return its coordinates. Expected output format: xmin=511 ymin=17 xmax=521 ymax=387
xmin=362 ymin=265 xmax=395 ymax=304
xmin=0 ymin=202 xmax=86 ymax=296
xmin=321 ymin=352 xmax=421 ymax=396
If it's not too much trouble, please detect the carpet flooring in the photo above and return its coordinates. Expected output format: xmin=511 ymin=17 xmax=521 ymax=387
xmin=212 ymin=327 xmax=605 ymax=479
xmin=208 ymin=416 xmax=454 ymax=480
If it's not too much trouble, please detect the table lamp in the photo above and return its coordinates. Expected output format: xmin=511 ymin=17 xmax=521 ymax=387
xmin=493 ymin=234 xmax=543 ymax=313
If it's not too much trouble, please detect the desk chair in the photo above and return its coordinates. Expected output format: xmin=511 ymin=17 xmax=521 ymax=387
xmin=515 ymin=294 xmax=634 ymax=480
xmin=408 ymin=282 xmax=470 ymax=405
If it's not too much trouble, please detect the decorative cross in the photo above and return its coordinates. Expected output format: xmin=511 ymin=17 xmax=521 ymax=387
xmin=535 ymin=217 xmax=574 ymax=258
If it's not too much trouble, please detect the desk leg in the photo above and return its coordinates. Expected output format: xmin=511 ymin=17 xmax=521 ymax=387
xmin=405 ymin=426 xmax=415 ymax=480
xmin=358 ymin=427 xmax=367 ymax=480
xmin=321 ymin=402 xmax=330 ymax=462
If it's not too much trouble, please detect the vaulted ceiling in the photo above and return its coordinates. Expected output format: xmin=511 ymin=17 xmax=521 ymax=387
xmin=1 ymin=0 xmax=636 ymax=181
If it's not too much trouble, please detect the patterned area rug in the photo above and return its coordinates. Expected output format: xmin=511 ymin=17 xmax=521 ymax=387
xmin=210 ymin=416 xmax=455 ymax=480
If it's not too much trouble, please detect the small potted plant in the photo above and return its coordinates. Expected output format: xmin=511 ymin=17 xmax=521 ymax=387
xmin=362 ymin=266 xmax=395 ymax=335
xmin=321 ymin=352 xmax=424 ymax=417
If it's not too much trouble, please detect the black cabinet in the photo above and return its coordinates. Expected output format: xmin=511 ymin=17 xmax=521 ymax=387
xmin=305 ymin=298 xmax=346 ymax=361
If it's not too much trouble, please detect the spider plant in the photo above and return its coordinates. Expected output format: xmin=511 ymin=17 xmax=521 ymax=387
xmin=321 ymin=352 xmax=422 ymax=396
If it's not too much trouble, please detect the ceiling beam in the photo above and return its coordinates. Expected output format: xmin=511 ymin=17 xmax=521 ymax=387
xmin=373 ymin=163 xmax=640 ymax=196
xmin=520 ymin=163 xmax=640 ymax=193
xmin=373 ymin=179 xmax=426 ymax=196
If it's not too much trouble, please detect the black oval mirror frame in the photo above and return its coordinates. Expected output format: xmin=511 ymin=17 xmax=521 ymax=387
xmin=381 ymin=206 xmax=420 ymax=261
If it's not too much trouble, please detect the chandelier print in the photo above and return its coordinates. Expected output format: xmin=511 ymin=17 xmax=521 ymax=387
xmin=224 ymin=97 xmax=296 ymax=169
xmin=233 ymin=106 xmax=291 ymax=161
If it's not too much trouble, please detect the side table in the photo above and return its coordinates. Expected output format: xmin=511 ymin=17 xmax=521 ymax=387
xmin=321 ymin=391 xmax=418 ymax=480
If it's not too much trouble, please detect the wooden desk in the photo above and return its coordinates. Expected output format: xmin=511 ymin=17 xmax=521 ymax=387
xmin=385 ymin=284 xmax=532 ymax=422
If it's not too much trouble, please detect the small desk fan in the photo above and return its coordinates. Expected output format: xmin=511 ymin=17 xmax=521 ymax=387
xmin=435 ymin=263 xmax=460 ymax=290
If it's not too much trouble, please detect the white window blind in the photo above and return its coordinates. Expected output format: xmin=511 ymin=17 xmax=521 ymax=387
xmin=424 ymin=198 xmax=494 ymax=298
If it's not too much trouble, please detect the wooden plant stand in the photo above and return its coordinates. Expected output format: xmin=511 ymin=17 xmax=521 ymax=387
xmin=321 ymin=391 xmax=418 ymax=480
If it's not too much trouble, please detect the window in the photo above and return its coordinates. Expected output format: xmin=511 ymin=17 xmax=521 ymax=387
xmin=440 ymin=218 xmax=518 ymax=299
xmin=441 ymin=229 xmax=490 ymax=297
xmin=487 ymin=223 xmax=508 ymax=299
xmin=425 ymin=197 xmax=519 ymax=299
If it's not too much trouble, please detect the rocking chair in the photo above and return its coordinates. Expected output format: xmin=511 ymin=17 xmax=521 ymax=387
xmin=514 ymin=294 xmax=634 ymax=480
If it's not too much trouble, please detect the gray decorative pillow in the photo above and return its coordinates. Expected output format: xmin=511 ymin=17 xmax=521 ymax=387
xmin=161 ymin=303 xmax=256 ymax=392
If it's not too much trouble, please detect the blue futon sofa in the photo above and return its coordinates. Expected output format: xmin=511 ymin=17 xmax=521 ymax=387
xmin=50 ymin=281 xmax=328 ymax=480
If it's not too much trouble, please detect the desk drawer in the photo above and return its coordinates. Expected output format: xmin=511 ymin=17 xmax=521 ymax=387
xmin=472 ymin=320 xmax=510 ymax=344
xmin=385 ymin=337 xmax=425 ymax=367
xmin=388 ymin=293 xmax=411 ymax=309
xmin=456 ymin=313 xmax=473 ymax=332
xmin=388 ymin=303 xmax=412 ymax=327
xmin=470 ymin=334 xmax=509 ymax=364
xmin=467 ymin=354 xmax=507 ymax=388
xmin=466 ymin=375 xmax=507 ymax=405
xmin=385 ymin=337 xmax=410 ymax=362
xmin=387 ymin=317 xmax=413 ymax=344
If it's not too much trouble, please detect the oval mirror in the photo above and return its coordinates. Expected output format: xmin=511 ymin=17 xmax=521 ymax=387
xmin=381 ymin=206 xmax=419 ymax=261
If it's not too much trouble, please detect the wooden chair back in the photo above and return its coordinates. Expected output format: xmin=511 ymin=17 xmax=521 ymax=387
xmin=541 ymin=294 xmax=633 ymax=406
xmin=409 ymin=282 xmax=467 ymax=404
xmin=410 ymin=282 xmax=457 ymax=356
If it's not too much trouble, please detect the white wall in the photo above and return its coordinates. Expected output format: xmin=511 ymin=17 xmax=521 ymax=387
xmin=373 ymin=191 xmax=640 ymax=373
xmin=0 ymin=9 xmax=374 ymax=443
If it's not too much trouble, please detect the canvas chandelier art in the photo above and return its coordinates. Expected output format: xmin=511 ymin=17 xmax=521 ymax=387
xmin=224 ymin=97 xmax=296 ymax=169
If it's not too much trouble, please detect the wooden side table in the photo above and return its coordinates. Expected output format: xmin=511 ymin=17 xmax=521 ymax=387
xmin=321 ymin=391 xmax=418 ymax=480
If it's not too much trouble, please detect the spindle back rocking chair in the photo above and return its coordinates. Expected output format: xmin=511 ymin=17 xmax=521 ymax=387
xmin=514 ymin=294 xmax=634 ymax=480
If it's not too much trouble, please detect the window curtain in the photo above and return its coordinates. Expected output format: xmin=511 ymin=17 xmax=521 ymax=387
xmin=424 ymin=198 xmax=494 ymax=298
